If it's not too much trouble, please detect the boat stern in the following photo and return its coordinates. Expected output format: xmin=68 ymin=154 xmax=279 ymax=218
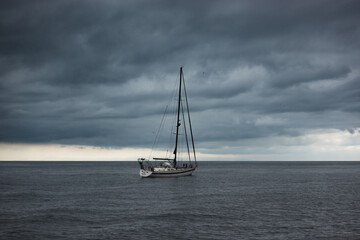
xmin=140 ymin=169 xmax=152 ymax=178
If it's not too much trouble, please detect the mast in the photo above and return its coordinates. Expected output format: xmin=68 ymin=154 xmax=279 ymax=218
xmin=173 ymin=67 xmax=183 ymax=167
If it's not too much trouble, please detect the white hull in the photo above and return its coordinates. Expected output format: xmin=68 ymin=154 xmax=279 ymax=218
xmin=140 ymin=167 xmax=196 ymax=178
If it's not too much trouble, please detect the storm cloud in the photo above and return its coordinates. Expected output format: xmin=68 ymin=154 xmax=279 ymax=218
xmin=1 ymin=0 xmax=359 ymax=158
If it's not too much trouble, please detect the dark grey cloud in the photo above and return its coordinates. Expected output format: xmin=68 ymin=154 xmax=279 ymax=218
xmin=0 ymin=0 xmax=359 ymax=150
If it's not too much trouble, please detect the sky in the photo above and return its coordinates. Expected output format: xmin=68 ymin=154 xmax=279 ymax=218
xmin=0 ymin=0 xmax=359 ymax=161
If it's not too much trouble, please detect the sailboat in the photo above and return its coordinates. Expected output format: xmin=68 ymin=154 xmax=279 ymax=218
xmin=137 ymin=67 xmax=197 ymax=178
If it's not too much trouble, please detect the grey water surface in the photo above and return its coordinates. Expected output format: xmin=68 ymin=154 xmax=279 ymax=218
xmin=1 ymin=161 xmax=359 ymax=239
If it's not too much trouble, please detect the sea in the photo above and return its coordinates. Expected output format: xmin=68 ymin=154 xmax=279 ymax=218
xmin=1 ymin=161 xmax=359 ymax=240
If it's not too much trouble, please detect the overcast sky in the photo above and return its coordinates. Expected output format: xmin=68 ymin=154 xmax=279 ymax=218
xmin=1 ymin=0 xmax=359 ymax=160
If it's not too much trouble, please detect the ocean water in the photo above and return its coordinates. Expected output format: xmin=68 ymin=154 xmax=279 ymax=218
xmin=1 ymin=161 xmax=359 ymax=240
